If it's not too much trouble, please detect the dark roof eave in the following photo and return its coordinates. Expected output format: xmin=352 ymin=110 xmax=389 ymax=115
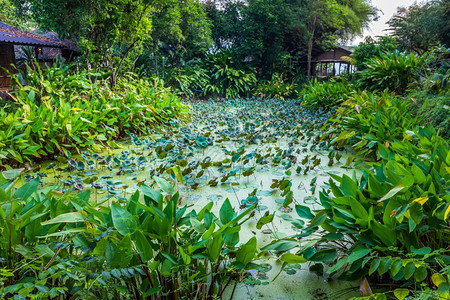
xmin=0 ymin=41 xmax=63 ymax=48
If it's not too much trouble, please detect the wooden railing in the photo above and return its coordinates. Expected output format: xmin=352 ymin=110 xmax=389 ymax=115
xmin=0 ymin=75 xmax=12 ymax=89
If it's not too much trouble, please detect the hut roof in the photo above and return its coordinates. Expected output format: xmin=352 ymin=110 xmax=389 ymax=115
xmin=31 ymin=30 xmax=79 ymax=53
xmin=311 ymin=46 xmax=354 ymax=63
xmin=0 ymin=22 xmax=63 ymax=47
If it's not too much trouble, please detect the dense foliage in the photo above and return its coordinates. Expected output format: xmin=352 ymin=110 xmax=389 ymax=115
xmin=1 ymin=0 xmax=449 ymax=299
xmin=301 ymin=78 xmax=355 ymax=110
xmin=269 ymin=125 xmax=449 ymax=298
xmin=206 ymin=0 xmax=376 ymax=78
xmin=388 ymin=0 xmax=449 ymax=54
xmin=0 ymin=63 xmax=187 ymax=165
xmin=351 ymin=36 xmax=398 ymax=70
xmin=356 ymin=51 xmax=425 ymax=94
xmin=0 ymin=170 xmax=258 ymax=299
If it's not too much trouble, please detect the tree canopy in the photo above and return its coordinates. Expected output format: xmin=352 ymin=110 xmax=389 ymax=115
xmin=388 ymin=0 xmax=449 ymax=54
xmin=205 ymin=0 xmax=376 ymax=78
xmin=7 ymin=0 xmax=378 ymax=81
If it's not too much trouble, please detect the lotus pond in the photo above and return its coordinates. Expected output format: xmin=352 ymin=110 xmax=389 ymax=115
xmin=16 ymin=98 xmax=364 ymax=299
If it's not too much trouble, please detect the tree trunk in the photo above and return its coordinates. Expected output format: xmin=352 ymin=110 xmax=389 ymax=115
xmin=307 ymin=15 xmax=317 ymax=80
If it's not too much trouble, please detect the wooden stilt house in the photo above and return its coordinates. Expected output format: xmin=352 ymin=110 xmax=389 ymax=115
xmin=311 ymin=46 xmax=355 ymax=78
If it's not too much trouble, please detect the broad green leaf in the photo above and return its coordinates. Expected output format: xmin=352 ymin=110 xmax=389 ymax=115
xmin=154 ymin=176 xmax=175 ymax=194
xmin=369 ymin=258 xmax=380 ymax=275
xmin=309 ymin=249 xmax=337 ymax=262
xmin=208 ymin=233 xmax=223 ymax=261
xmin=279 ymin=253 xmax=307 ymax=264
xmin=171 ymin=166 xmax=185 ymax=184
xmin=347 ymin=246 xmax=372 ymax=263
xmin=190 ymin=216 xmax=206 ymax=233
xmin=404 ymin=262 xmax=415 ymax=280
xmin=414 ymin=266 xmax=427 ymax=282
xmin=409 ymin=202 xmax=423 ymax=225
xmin=141 ymin=184 xmax=163 ymax=204
xmin=143 ymin=287 xmax=163 ymax=297
xmin=13 ymin=178 xmax=40 ymax=201
xmin=394 ymin=288 xmax=409 ymax=300
xmin=261 ymin=239 xmax=298 ymax=253
xmin=411 ymin=164 xmax=425 ymax=184
xmin=111 ymin=203 xmax=137 ymax=236
xmin=371 ymin=222 xmax=396 ymax=246
xmin=390 ymin=258 xmax=403 ymax=277
xmin=41 ymin=211 xmax=87 ymax=225
xmin=326 ymin=257 xmax=348 ymax=274
xmin=133 ymin=231 xmax=153 ymax=262
xmin=35 ymin=245 xmax=55 ymax=258
xmin=256 ymin=211 xmax=274 ymax=229
xmin=0 ymin=188 xmax=8 ymax=203
xmin=219 ymin=199 xmax=234 ymax=224
xmin=377 ymin=185 xmax=406 ymax=202
xmin=295 ymin=205 xmax=315 ymax=219
xmin=308 ymin=211 xmax=327 ymax=228
xmin=340 ymin=174 xmax=357 ymax=197
xmin=2 ymin=168 xmax=24 ymax=180
xmin=378 ymin=257 xmax=392 ymax=275
xmin=236 ymin=237 xmax=257 ymax=266
xmin=431 ymin=273 xmax=446 ymax=287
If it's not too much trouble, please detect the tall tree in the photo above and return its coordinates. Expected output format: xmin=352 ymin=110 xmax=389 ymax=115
xmin=303 ymin=0 xmax=376 ymax=79
xmin=150 ymin=0 xmax=212 ymax=69
xmin=13 ymin=0 xmax=154 ymax=87
xmin=388 ymin=0 xmax=449 ymax=54
xmin=204 ymin=0 xmax=246 ymax=49
xmin=206 ymin=0 xmax=376 ymax=78
xmin=0 ymin=0 xmax=21 ymax=27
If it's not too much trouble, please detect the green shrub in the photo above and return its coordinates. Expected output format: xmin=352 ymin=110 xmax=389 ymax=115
xmin=255 ymin=73 xmax=297 ymax=99
xmin=300 ymin=79 xmax=356 ymax=110
xmin=352 ymin=36 xmax=398 ymax=70
xmin=202 ymin=49 xmax=257 ymax=98
xmin=0 ymin=65 xmax=188 ymax=165
xmin=164 ymin=59 xmax=210 ymax=98
xmin=266 ymin=126 xmax=450 ymax=298
xmin=325 ymin=91 xmax=421 ymax=157
xmin=0 ymin=172 xmax=258 ymax=299
xmin=407 ymin=91 xmax=450 ymax=140
xmin=356 ymin=50 xmax=425 ymax=94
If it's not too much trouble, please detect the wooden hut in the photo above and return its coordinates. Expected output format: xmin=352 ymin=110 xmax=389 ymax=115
xmin=29 ymin=30 xmax=81 ymax=63
xmin=0 ymin=22 xmax=63 ymax=92
xmin=311 ymin=46 xmax=354 ymax=78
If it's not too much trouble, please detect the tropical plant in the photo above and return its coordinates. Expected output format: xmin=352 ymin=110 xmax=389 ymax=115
xmin=407 ymin=91 xmax=450 ymax=140
xmin=0 ymin=170 xmax=259 ymax=299
xmin=352 ymin=36 xmax=398 ymax=70
xmin=165 ymin=59 xmax=210 ymax=98
xmin=264 ymin=125 xmax=449 ymax=298
xmin=202 ymin=49 xmax=257 ymax=98
xmin=0 ymin=64 xmax=188 ymax=165
xmin=356 ymin=50 xmax=425 ymax=94
xmin=0 ymin=168 xmax=99 ymax=299
xmin=301 ymin=78 xmax=356 ymax=110
xmin=324 ymin=90 xmax=421 ymax=157
xmin=255 ymin=73 xmax=297 ymax=99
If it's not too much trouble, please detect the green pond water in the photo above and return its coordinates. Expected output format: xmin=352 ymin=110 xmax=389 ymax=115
xmin=34 ymin=98 xmax=361 ymax=299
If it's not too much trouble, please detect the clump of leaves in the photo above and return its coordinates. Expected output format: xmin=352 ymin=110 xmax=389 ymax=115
xmin=324 ymin=90 xmax=421 ymax=158
xmin=301 ymin=79 xmax=356 ymax=110
xmin=0 ymin=64 xmax=188 ymax=165
xmin=202 ymin=49 xmax=257 ymax=98
xmin=356 ymin=50 xmax=425 ymax=94
xmin=1 ymin=169 xmax=260 ymax=299
xmin=267 ymin=125 xmax=450 ymax=299
xmin=255 ymin=73 xmax=297 ymax=100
